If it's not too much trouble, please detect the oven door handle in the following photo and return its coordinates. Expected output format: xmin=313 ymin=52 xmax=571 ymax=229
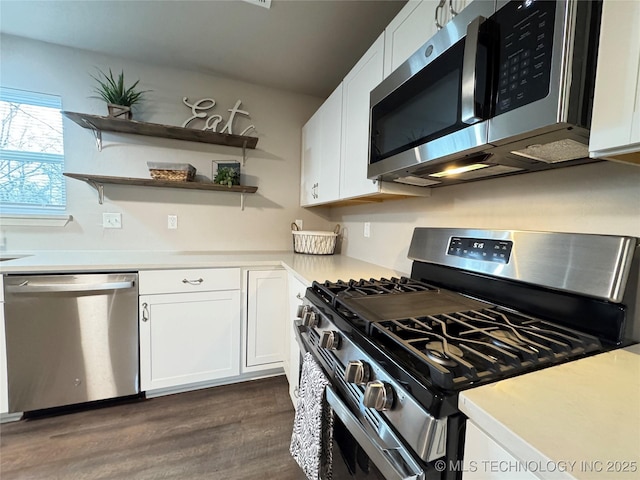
xmin=294 ymin=320 xmax=307 ymax=352
xmin=325 ymin=385 xmax=425 ymax=480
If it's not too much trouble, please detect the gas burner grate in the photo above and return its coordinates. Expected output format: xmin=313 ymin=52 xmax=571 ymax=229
xmin=312 ymin=277 xmax=436 ymax=306
xmin=371 ymin=307 xmax=602 ymax=390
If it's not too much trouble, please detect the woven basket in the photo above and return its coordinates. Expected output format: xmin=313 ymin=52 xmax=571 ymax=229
xmin=292 ymin=223 xmax=340 ymax=255
xmin=147 ymin=162 xmax=196 ymax=182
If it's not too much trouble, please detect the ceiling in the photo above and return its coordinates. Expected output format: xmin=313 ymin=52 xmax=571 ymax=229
xmin=0 ymin=0 xmax=407 ymax=98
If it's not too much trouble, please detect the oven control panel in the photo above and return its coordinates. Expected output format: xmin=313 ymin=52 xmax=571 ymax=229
xmin=447 ymin=237 xmax=513 ymax=263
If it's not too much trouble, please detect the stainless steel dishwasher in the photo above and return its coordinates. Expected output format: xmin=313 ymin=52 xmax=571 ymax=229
xmin=3 ymin=273 xmax=139 ymax=413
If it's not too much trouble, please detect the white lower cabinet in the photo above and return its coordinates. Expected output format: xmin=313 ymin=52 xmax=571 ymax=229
xmin=244 ymin=269 xmax=288 ymax=372
xmin=463 ymin=421 xmax=540 ymax=480
xmin=286 ymin=273 xmax=308 ymax=407
xmin=139 ymin=269 xmax=241 ymax=392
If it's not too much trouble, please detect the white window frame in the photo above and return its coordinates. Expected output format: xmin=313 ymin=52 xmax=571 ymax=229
xmin=0 ymin=87 xmax=71 ymax=227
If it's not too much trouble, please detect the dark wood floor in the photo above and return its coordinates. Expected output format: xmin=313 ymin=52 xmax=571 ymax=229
xmin=0 ymin=375 xmax=305 ymax=480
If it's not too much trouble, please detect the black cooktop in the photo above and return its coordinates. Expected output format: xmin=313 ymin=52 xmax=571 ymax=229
xmin=310 ymin=277 xmax=603 ymax=392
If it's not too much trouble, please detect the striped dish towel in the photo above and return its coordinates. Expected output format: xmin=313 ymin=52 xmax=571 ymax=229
xmin=290 ymin=352 xmax=334 ymax=480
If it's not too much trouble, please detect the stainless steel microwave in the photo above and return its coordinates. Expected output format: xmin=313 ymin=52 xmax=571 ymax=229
xmin=368 ymin=0 xmax=603 ymax=187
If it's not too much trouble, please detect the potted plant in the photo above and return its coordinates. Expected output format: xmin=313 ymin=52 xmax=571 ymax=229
xmin=91 ymin=68 xmax=149 ymax=119
xmin=213 ymin=166 xmax=240 ymax=187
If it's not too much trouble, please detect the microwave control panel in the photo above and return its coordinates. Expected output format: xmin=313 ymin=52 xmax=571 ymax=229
xmin=494 ymin=0 xmax=556 ymax=115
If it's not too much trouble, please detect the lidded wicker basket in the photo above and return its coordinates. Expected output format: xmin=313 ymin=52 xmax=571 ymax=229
xmin=291 ymin=223 xmax=340 ymax=255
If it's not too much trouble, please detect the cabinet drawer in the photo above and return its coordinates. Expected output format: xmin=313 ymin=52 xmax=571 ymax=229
xmin=139 ymin=268 xmax=241 ymax=295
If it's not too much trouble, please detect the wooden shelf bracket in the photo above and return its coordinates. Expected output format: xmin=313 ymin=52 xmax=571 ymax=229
xmin=84 ymin=177 xmax=105 ymax=204
xmin=242 ymin=139 xmax=247 ymax=166
xmin=77 ymin=116 xmax=104 ymax=151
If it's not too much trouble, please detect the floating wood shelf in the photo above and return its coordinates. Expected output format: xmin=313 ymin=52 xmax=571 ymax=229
xmin=62 ymin=111 xmax=258 ymax=154
xmin=64 ymin=173 xmax=258 ymax=210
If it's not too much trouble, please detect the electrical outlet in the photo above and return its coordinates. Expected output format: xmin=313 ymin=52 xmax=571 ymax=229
xmin=294 ymin=219 xmax=303 ymax=230
xmin=364 ymin=222 xmax=371 ymax=238
xmin=103 ymin=213 xmax=122 ymax=229
xmin=168 ymin=215 xmax=178 ymax=229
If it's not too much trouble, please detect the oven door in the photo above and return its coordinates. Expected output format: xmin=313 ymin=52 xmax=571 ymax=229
xmin=295 ymin=322 xmax=426 ymax=480
xmin=368 ymin=0 xmax=496 ymax=183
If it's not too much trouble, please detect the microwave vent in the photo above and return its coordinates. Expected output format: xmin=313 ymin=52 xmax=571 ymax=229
xmin=510 ymin=139 xmax=590 ymax=164
xmin=393 ymin=176 xmax=441 ymax=187
xmin=452 ymin=164 xmax=523 ymax=180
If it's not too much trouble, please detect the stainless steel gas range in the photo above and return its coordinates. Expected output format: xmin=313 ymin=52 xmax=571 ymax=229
xmin=294 ymin=228 xmax=638 ymax=480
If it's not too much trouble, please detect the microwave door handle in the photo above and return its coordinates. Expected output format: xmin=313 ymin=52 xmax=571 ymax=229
xmin=461 ymin=16 xmax=485 ymax=124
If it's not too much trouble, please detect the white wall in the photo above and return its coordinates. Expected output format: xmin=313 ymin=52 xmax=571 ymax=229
xmin=330 ymin=161 xmax=640 ymax=275
xmin=0 ymin=35 xmax=333 ymax=252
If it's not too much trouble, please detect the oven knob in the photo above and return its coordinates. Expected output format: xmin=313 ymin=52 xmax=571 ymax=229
xmin=344 ymin=360 xmax=370 ymax=385
xmin=363 ymin=381 xmax=394 ymax=411
xmin=296 ymin=304 xmax=308 ymax=319
xmin=302 ymin=310 xmax=319 ymax=328
xmin=319 ymin=330 xmax=340 ymax=350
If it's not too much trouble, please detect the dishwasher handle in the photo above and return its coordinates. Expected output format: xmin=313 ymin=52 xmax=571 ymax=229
xmin=6 ymin=280 xmax=135 ymax=293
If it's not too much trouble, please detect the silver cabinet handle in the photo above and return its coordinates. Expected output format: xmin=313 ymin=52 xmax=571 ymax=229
xmin=296 ymin=293 xmax=303 ymax=300
xmin=449 ymin=0 xmax=459 ymax=17
xmin=142 ymin=302 xmax=149 ymax=322
xmin=182 ymin=278 xmax=204 ymax=285
xmin=435 ymin=0 xmax=446 ymax=30
xmin=6 ymin=280 xmax=134 ymax=293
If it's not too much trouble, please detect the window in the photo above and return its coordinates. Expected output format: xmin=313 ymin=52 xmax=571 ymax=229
xmin=0 ymin=87 xmax=66 ymax=215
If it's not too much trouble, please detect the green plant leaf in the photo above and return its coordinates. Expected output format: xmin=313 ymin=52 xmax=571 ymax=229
xmin=213 ymin=166 xmax=240 ymax=187
xmin=89 ymin=67 xmax=150 ymax=107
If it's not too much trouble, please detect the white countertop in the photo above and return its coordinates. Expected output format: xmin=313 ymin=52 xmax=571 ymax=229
xmin=459 ymin=343 xmax=640 ymax=480
xmin=0 ymin=250 xmax=404 ymax=286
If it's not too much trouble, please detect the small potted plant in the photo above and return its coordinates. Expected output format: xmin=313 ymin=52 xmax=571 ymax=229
xmin=91 ymin=68 xmax=149 ymax=119
xmin=213 ymin=166 xmax=240 ymax=187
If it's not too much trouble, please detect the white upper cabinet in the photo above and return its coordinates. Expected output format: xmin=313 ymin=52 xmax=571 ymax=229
xmin=589 ymin=0 xmax=640 ymax=165
xmin=300 ymin=0 xmax=476 ymax=207
xmin=383 ymin=0 xmax=470 ymax=78
xmin=300 ymin=84 xmax=343 ymax=206
xmin=340 ymin=34 xmax=386 ymax=200
xmin=384 ymin=0 xmax=439 ymax=78
xmin=300 ymin=110 xmax=320 ymax=206
xmin=300 ymin=35 xmax=430 ymax=207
